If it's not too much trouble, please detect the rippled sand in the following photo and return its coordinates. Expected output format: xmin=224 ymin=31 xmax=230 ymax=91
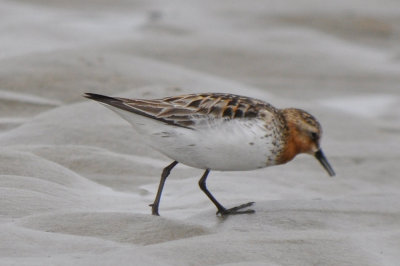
xmin=1 ymin=1 xmax=400 ymax=265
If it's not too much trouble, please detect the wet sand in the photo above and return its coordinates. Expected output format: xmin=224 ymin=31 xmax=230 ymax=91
xmin=1 ymin=1 xmax=400 ymax=265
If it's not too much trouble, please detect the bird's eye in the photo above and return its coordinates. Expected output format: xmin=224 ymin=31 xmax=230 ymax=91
xmin=310 ymin=132 xmax=318 ymax=140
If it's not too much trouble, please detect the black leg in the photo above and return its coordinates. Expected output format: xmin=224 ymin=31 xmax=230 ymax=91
xmin=150 ymin=161 xmax=178 ymax=216
xmin=198 ymin=169 xmax=226 ymax=213
xmin=198 ymin=169 xmax=255 ymax=216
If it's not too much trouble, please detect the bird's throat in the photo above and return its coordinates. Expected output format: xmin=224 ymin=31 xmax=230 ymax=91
xmin=276 ymin=122 xmax=302 ymax=164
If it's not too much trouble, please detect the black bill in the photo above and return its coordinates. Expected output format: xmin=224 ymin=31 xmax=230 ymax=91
xmin=314 ymin=149 xmax=335 ymax=176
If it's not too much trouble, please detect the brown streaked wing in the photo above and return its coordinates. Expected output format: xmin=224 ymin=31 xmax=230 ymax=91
xmin=118 ymin=93 xmax=277 ymax=128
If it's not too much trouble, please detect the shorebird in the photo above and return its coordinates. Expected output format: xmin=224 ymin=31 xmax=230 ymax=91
xmin=84 ymin=93 xmax=335 ymax=216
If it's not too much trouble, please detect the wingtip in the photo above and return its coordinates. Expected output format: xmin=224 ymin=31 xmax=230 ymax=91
xmin=83 ymin=93 xmax=103 ymax=100
xmin=83 ymin=93 xmax=119 ymax=103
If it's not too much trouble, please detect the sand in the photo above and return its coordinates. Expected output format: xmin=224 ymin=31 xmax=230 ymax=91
xmin=1 ymin=0 xmax=400 ymax=265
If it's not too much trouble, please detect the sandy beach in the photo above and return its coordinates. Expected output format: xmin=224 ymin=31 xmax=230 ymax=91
xmin=1 ymin=0 xmax=400 ymax=265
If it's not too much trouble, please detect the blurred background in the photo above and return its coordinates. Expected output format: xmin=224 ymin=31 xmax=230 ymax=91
xmin=2 ymin=0 xmax=400 ymax=101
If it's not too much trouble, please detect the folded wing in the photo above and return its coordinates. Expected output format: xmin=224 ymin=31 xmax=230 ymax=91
xmin=84 ymin=93 xmax=277 ymax=129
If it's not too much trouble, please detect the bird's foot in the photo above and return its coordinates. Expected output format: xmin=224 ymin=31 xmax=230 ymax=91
xmin=216 ymin=202 xmax=255 ymax=216
xmin=149 ymin=203 xmax=160 ymax=216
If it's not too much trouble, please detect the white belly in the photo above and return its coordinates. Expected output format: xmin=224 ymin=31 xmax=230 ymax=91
xmin=109 ymin=106 xmax=279 ymax=171
xmin=149 ymin=119 xmax=278 ymax=171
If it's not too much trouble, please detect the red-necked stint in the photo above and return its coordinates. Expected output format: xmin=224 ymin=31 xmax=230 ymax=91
xmin=84 ymin=93 xmax=335 ymax=216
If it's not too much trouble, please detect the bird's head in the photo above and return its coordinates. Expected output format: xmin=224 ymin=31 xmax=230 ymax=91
xmin=278 ymin=108 xmax=335 ymax=176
